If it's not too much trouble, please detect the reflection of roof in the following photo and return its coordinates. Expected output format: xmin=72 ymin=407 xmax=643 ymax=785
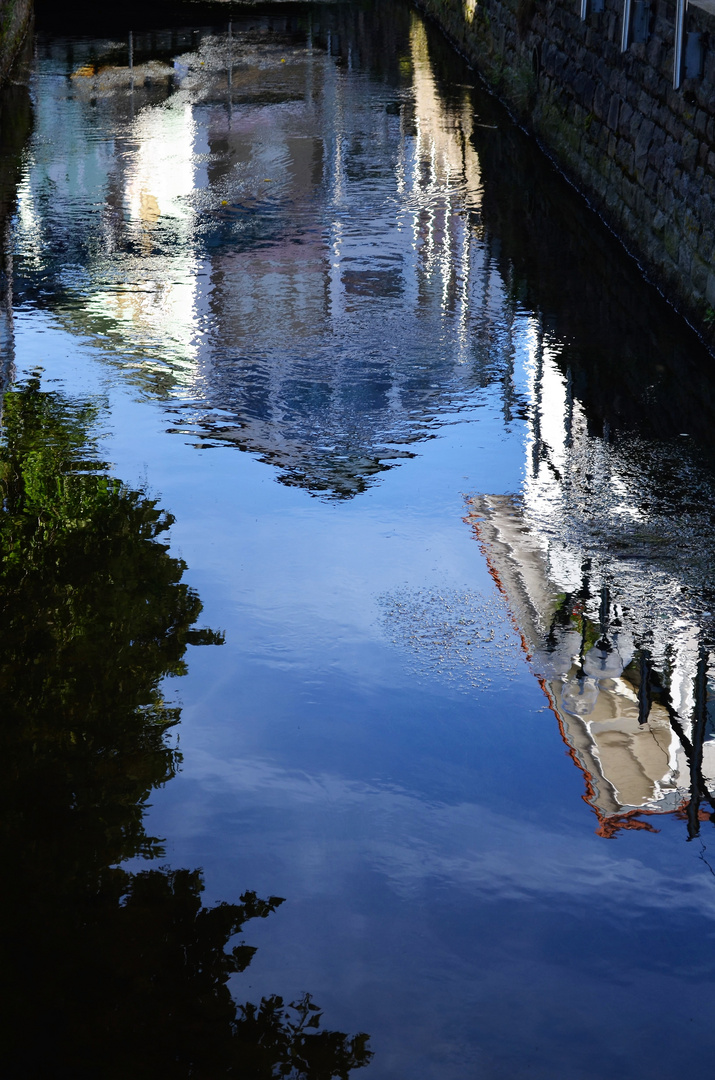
xmin=465 ymin=493 xmax=715 ymax=836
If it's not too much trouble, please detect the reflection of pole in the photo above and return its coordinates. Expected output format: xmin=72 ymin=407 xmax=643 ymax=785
xmin=674 ymin=0 xmax=686 ymax=89
xmin=637 ymin=648 xmax=652 ymax=725
xmin=564 ymin=366 xmax=573 ymax=449
xmin=227 ymin=20 xmax=232 ymax=125
xmin=530 ymin=323 xmax=545 ymax=478
xmin=129 ymin=30 xmax=134 ymax=112
xmin=687 ymin=646 xmax=709 ymax=840
xmin=621 ymin=0 xmax=632 ymax=51
xmin=598 ymin=585 xmax=610 ymax=637
xmin=502 ymin=306 xmax=516 ymax=425
xmin=656 ymin=646 xmax=715 ymax=835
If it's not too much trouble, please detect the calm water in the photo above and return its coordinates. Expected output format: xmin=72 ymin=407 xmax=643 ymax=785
xmin=3 ymin=1 xmax=715 ymax=1076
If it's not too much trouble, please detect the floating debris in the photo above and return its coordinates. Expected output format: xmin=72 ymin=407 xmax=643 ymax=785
xmin=378 ymin=586 xmax=524 ymax=692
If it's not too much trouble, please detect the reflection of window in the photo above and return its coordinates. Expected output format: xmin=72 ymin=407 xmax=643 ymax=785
xmin=621 ymin=0 xmax=651 ymax=50
xmin=632 ymin=0 xmax=652 ymax=41
xmin=580 ymin=0 xmax=604 ymax=18
xmin=672 ymin=0 xmax=708 ymax=88
xmin=685 ymin=31 xmax=705 ymax=78
xmin=674 ymin=0 xmax=687 ymax=88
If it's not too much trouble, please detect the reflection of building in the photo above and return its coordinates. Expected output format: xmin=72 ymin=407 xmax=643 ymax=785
xmin=0 ymin=57 xmax=32 ymax=391
xmin=466 ymin=331 xmax=715 ymax=838
xmin=12 ymin=9 xmax=527 ymax=496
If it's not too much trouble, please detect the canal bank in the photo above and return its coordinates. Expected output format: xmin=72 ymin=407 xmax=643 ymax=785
xmin=417 ymin=0 xmax=715 ymax=345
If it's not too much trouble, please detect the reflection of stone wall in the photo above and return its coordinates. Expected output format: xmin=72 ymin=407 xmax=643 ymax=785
xmin=417 ymin=0 xmax=715 ymax=344
xmin=0 ymin=0 xmax=31 ymax=84
xmin=0 ymin=49 xmax=31 ymax=225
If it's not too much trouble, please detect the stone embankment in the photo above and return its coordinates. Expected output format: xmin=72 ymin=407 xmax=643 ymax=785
xmin=418 ymin=0 xmax=715 ymax=343
xmin=0 ymin=0 xmax=31 ymax=83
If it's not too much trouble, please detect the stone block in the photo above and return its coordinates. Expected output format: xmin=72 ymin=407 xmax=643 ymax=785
xmin=635 ymin=118 xmax=655 ymax=161
xmin=637 ymin=90 xmax=653 ymax=120
xmin=616 ymin=138 xmax=636 ymax=176
xmin=619 ymin=100 xmax=634 ymax=133
xmin=704 ymin=49 xmax=715 ymax=86
xmin=652 ymin=124 xmax=666 ymax=149
xmin=644 ymin=167 xmax=658 ymax=195
xmin=682 ymin=133 xmax=699 ymax=171
xmin=650 ymin=144 xmax=666 ymax=175
xmin=607 ymin=93 xmax=621 ymax=131
xmin=642 ymin=63 xmax=662 ymax=98
xmin=593 ymin=81 xmax=608 ymax=121
xmin=646 ymin=35 xmax=663 ymax=70
xmin=665 ymin=111 xmax=685 ymax=142
xmin=653 ymin=208 xmax=667 ymax=232
xmin=664 ymin=225 xmax=681 ymax=259
xmin=665 ymin=134 xmax=682 ymax=167
xmin=698 ymin=228 xmax=714 ymax=261
xmin=691 ymin=254 xmax=709 ymax=295
xmin=657 ymin=180 xmax=675 ymax=217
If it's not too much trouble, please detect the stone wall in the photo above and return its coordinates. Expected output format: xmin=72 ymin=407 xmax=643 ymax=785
xmin=0 ymin=0 xmax=31 ymax=84
xmin=417 ymin=0 xmax=715 ymax=343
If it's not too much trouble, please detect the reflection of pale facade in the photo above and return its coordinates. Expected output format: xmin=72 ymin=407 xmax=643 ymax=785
xmin=15 ymin=50 xmax=203 ymax=386
xmin=12 ymin=15 xmax=526 ymax=493
xmin=467 ymin=333 xmax=715 ymax=837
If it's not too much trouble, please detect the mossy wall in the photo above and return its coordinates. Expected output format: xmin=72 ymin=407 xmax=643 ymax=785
xmin=417 ymin=0 xmax=715 ymax=342
xmin=0 ymin=0 xmax=31 ymax=84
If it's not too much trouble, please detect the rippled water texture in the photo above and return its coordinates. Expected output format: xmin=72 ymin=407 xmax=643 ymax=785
xmin=4 ymin=1 xmax=715 ymax=1076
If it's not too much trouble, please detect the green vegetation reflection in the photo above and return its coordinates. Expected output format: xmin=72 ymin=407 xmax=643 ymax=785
xmin=0 ymin=375 xmax=372 ymax=1078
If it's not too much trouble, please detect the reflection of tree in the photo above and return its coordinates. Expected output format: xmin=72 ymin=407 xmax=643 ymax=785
xmin=0 ymin=44 xmax=32 ymax=236
xmin=0 ymin=377 xmax=372 ymax=1078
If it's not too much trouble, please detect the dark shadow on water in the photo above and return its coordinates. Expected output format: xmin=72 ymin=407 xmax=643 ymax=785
xmin=0 ymin=375 xmax=372 ymax=1077
xmin=423 ymin=24 xmax=715 ymax=448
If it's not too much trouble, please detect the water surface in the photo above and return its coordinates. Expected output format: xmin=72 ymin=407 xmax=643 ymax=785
xmin=3 ymin=2 xmax=715 ymax=1076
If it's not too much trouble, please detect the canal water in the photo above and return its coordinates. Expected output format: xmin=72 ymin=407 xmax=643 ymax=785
xmin=3 ymin=1 xmax=715 ymax=1076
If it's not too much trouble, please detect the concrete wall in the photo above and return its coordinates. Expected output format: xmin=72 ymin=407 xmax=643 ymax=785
xmin=0 ymin=0 xmax=31 ymax=84
xmin=417 ymin=0 xmax=715 ymax=343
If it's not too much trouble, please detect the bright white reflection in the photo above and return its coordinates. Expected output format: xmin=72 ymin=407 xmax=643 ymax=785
xmin=468 ymin=336 xmax=715 ymax=836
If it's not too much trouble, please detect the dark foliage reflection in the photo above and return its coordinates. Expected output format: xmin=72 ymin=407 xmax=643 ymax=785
xmin=0 ymin=376 xmax=372 ymax=1078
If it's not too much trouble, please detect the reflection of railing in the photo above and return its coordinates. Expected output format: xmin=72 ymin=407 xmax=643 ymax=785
xmin=465 ymin=304 xmax=715 ymax=838
xmin=467 ymin=494 xmax=715 ymax=837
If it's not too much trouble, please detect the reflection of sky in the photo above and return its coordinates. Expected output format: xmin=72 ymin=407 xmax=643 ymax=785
xmin=9 ymin=5 xmax=715 ymax=1077
xmin=14 ymin=301 xmax=715 ymax=1079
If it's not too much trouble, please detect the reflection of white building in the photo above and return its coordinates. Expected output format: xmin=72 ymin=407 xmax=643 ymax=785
xmin=13 ymin=13 xmax=531 ymax=493
xmin=15 ymin=49 xmax=204 ymax=388
xmin=466 ymin=332 xmax=715 ymax=837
